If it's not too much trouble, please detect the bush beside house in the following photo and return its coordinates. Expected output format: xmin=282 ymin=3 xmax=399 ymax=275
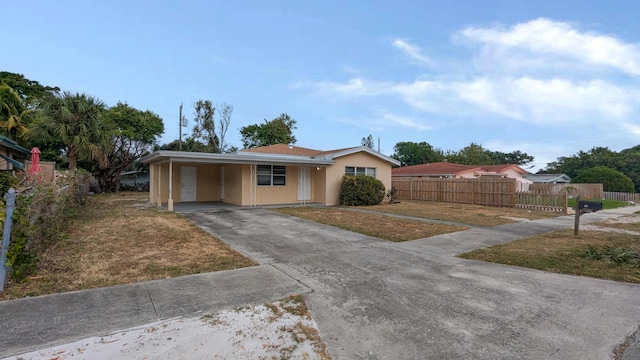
xmin=339 ymin=175 xmax=385 ymax=206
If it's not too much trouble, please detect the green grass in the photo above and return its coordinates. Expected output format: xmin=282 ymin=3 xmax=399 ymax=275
xmin=567 ymin=198 xmax=631 ymax=210
xmin=459 ymin=229 xmax=640 ymax=283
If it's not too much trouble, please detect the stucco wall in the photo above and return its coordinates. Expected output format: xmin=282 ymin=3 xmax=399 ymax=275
xmin=224 ymin=164 xmax=245 ymax=205
xmin=325 ymin=152 xmax=393 ymax=206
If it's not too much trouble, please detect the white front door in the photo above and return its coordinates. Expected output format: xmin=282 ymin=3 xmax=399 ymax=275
xmin=298 ymin=167 xmax=311 ymax=202
xmin=181 ymin=166 xmax=197 ymax=202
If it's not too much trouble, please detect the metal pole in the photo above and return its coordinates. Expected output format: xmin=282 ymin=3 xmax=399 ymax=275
xmin=0 ymin=188 xmax=17 ymax=291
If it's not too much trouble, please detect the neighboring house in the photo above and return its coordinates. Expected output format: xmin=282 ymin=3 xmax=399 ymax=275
xmin=523 ymin=173 xmax=571 ymax=184
xmin=0 ymin=135 xmax=29 ymax=171
xmin=392 ymin=162 xmax=533 ymax=191
xmin=140 ymin=144 xmax=400 ymax=210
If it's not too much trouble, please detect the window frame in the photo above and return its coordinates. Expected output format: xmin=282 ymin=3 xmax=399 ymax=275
xmin=257 ymin=165 xmax=287 ymax=186
xmin=344 ymin=166 xmax=376 ymax=178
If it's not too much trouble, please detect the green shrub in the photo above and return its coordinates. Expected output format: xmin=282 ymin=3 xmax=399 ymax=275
xmin=339 ymin=175 xmax=385 ymax=206
xmin=0 ymin=171 xmax=18 ymax=198
xmin=573 ymin=166 xmax=635 ymax=192
xmin=5 ymin=174 xmax=87 ymax=282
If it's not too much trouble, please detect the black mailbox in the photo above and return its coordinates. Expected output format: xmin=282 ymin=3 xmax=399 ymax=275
xmin=578 ymin=200 xmax=603 ymax=213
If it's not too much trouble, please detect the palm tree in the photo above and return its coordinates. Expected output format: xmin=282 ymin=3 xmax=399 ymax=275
xmin=0 ymin=82 xmax=31 ymax=140
xmin=34 ymin=92 xmax=111 ymax=170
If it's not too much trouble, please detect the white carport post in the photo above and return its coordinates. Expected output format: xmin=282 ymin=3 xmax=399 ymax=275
xmin=157 ymin=164 xmax=162 ymax=207
xmin=168 ymin=160 xmax=174 ymax=211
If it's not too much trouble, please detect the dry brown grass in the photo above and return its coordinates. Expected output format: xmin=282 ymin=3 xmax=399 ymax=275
xmin=460 ymin=228 xmax=640 ymax=283
xmin=272 ymin=207 xmax=467 ymax=242
xmin=1 ymin=192 xmax=256 ymax=300
xmin=355 ymin=200 xmax=561 ymax=226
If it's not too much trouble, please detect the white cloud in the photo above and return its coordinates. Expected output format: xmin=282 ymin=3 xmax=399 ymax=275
xmin=391 ymin=39 xmax=433 ymax=67
xmin=460 ymin=18 xmax=640 ymax=76
xmin=336 ymin=112 xmax=430 ymax=132
xmin=296 ymin=78 xmax=390 ymax=97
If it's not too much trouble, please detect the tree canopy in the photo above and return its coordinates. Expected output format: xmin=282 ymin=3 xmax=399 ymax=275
xmin=392 ymin=141 xmax=444 ymax=166
xmin=0 ymin=72 xmax=59 ymax=109
xmin=94 ymin=102 xmax=164 ymax=191
xmin=392 ymin=141 xmax=534 ymax=167
xmin=542 ymin=146 xmax=640 ymax=191
xmin=361 ymin=134 xmax=374 ymax=149
xmin=32 ymin=92 xmax=110 ymax=170
xmin=240 ymin=113 xmax=297 ymax=148
xmin=572 ymin=166 xmax=635 ymax=193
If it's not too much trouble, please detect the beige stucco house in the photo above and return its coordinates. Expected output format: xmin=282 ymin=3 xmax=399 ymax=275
xmin=140 ymin=144 xmax=400 ymax=210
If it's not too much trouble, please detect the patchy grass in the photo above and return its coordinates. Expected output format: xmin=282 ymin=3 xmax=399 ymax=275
xmin=567 ymin=198 xmax=631 ymax=210
xmin=353 ymin=200 xmax=561 ymax=226
xmin=0 ymin=192 xmax=256 ymax=300
xmin=460 ymin=228 xmax=640 ymax=283
xmin=272 ymin=207 xmax=467 ymax=242
xmin=591 ymin=215 xmax=640 ymax=233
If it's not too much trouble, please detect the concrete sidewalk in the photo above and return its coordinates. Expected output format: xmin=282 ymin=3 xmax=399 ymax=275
xmin=0 ymin=265 xmax=309 ymax=358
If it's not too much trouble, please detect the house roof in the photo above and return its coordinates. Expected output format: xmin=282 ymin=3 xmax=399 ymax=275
xmin=392 ymin=162 xmax=529 ymax=177
xmin=0 ymin=135 xmax=30 ymax=156
xmin=523 ymin=173 xmax=571 ymax=183
xmin=392 ymin=162 xmax=480 ymax=176
xmin=140 ymin=144 xmax=400 ymax=166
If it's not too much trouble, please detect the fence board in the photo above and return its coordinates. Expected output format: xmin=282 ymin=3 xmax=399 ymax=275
xmin=529 ymin=183 xmax=603 ymax=199
xmin=515 ymin=192 xmax=568 ymax=214
xmin=392 ymin=177 xmax=516 ymax=207
xmin=603 ymin=191 xmax=640 ymax=203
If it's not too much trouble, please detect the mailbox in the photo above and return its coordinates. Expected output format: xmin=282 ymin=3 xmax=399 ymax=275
xmin=578 ymin=200 xmax=603 ymax=213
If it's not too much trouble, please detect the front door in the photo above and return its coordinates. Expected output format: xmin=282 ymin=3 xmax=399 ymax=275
xmin=298 ymin=167 xmax=311 ymax=202
xmin=181 ymin=166 xmax=197 ymax=202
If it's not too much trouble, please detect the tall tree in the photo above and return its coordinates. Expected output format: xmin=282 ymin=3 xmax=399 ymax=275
xmin=0 ymin=82 xmax=31 ymax=140
xmin=94 ymin=102 xmax=164 ymax=192
xmin=217 ymin=103 xmax=233 ymax=152
xmin=240 ymin=113 xmax=297 ymax=148
xmin=361 ymin=134 xmax=374 ymax=149
xmin=486 ymin=150 xmax=534 ymax=166
xmin=190 ymin=100 xmax=234 ymax=153
xmin=446 ymin=143 xmax=493 ymax=165
xmin=391 ymin=141 xmax=444 ymax=166
xmin=32 ymin=92 xmax=110 ymax=170
xmin=0 ymin=72 xmax=59 ymax=109
xmin=191 ymin=100 xmax=217 ymax=152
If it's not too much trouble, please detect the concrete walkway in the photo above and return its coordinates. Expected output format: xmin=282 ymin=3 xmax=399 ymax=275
xmin=1 ymin=205 xmax=639 ymax=359
xmin=0 ymin=265 xmax=309 ymax=357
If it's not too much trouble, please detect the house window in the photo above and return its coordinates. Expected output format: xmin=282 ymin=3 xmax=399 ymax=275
xmin=345 ymin=166 xmax=376 ymax=178
xmin=257 ymin=165 xmax=286 ymax=186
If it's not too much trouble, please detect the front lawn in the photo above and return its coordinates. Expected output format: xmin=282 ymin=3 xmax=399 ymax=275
xmin=459 ymin=215 xmax=640 ymax=283
xmin=272 ymin=207 xmax=467 ymax=242
xmin=0 ymin=192 xmax=256 ymax=300
xmin=353 ymin=200 xmax=561 ymax=226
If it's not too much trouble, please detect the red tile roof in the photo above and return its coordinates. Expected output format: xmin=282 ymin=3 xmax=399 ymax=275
xmin=241 ymin=144 xmax=323 ymax=156
xmin=392 ymin=162 xmax=529 ymax=176
xmin=392 ymin=162 xmax=480 ymax=176
xmin=240 ymin=144 xmax=359 ymax=157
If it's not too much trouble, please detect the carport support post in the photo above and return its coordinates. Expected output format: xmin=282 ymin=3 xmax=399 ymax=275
xmin=573 ymin=196 xmax=581 ymax=236
xmin=157 ymin=164 xmax=162 ymax=207
xmin=168 ymin=161 xmax=174 ymax=211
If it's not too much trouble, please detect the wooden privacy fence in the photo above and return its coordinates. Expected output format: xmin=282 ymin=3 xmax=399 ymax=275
xmin=515 ymin=191 xmax=568 ymax=213
xmin=392 ymin=177 xmax=516 ymax=207
xmin=529 ymin=183 xmax=603 ymax=199
xmin=604 ymin=191 xmax=640 ymax=203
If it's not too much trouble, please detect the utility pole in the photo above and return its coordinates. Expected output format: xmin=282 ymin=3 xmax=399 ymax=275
xmin=179 ymin=103 xmax=183 ymax=151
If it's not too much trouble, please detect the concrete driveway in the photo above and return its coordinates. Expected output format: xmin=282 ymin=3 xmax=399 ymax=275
xmin=184 ymin=207 xmax=640 ymax=360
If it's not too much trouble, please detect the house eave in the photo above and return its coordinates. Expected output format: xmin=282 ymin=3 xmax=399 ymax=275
xmin=140 ymin=150 xmax=335 ymax=166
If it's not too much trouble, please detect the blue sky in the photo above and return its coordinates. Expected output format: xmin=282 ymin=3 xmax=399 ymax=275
xmin=3 ymin=1 xmax=640 ymax=170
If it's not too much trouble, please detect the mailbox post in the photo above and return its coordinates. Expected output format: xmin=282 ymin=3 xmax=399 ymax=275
xmin=573 ymin=196 xmax=603 ymax=235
